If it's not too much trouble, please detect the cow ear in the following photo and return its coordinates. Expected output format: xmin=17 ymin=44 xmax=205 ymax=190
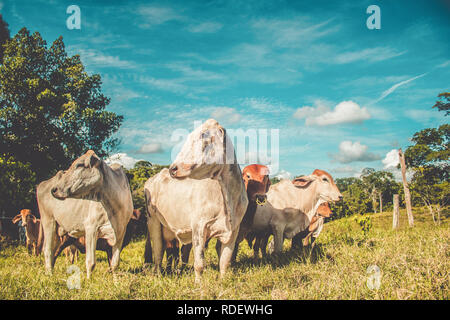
xmin=85 ymin=153 xmax=101 ymax=169
xmin=292 ymin=175 xmax=315 ymax=188
xmin=12 ymin=214 xmax=21 ymax=224
xmin=265 ymin=177 xmax=271 ymax=193
xmin=218 ymin=126 xmax=225 ymax=139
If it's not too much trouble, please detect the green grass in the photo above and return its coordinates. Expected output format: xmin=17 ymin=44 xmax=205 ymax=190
xmin=0 ymin=207 xmax=448 ymax=300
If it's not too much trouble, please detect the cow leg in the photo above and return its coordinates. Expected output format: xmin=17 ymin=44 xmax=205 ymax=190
xmin=253 ymin=236 xmax=261 ymax=259
xmin=42 ymin=218 xmax=57 ymax=274
xmin=54 ymin=236 xmax=76 ymax=262
xmin=271 ymin=224 xmax=284 ymax=254
xmin=260 ymin=235 xmax=270 ymax=258
xmin=85 ymin=228 xmax=98 ymax=279
xmin=165 ymin=247 xmax=173 ymax=274
xmin=106 ymin=246 xmax=113 ymax=267
xmin=218 ymin=230 xmax=239 ymax=280
xmin=172 ymin=241 xmax=180 ymax=272
xmin=26 ymin=240 xmax=32 ymax=255
xmin=192 ymin=225 xmax=207 ymax=284
xmin=144 ymin=224 xmax=153 ymax=264
xmin=231 ymin=232 xmax=244 ymax=263
xmin=73 ymin=247 xmax=78 ymax=263
xmin=180 ymin=244 xmax=192 ymax=272
xmin=215 ymin=240 xmax=222 ymax=261
xmin=110 ymin=243 xmax=122 ymax=273
xmin=291 ymin=233 xmax=303 ymax=251
xmin=148 ymin=216 xmax=163 ymax=273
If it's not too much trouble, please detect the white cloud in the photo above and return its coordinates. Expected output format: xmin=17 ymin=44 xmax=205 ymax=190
xmin=141 ymin=76 xmax=187 ymax=93
xmin=294 ymin=100 xmax=371 ymax=126
xmin=331 ymin=141 xmax=381 ymax=164
xmin=382 ymin=149 xmax=399 ymax=169
xmin=243 ymin=97 xmax=291 ymax=114
xmin=166 ymin=62 xmax=224 ymax=81
xmin=105 ymin=153 xmax=142 ymax=169
xmin=334 ymin=47 xmax=406 ymax=64
xmin=68 ymin=47 xmax=137 ymax=69
xmin=137 ymin=6 xmax=182 ymax=28
xmin=210 ymin=107 xmax=241 ymax=124
xmin=274 ymin=169 xmax=291 ymax=180
xmin=381 ymin=149 xmax=415 ymax=182
xmin=332 ymin=166 xmax=364 ymax=178
xmin=251 ymin=18 xmax=337 ymax=48
xmin=188 ymin=22 xmax=223 ymax=33
xmin=404 ymin=108 xmax=442 ymax=123
xmin=136 ymin=143 xmax=163 ymax=154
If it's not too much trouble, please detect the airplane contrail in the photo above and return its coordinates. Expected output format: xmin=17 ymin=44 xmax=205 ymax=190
xmin=373 ymin=73 xmax=428 ymax=104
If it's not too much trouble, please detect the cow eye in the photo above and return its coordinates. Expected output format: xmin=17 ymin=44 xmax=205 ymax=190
xmin=76 ymin=162 xmax=84 ymax=168
xmin=200 ymin=131 xmax=209 ymax=140
xmin=322 ymin=177 xmax=328 ymax=182
xmin=247 ymin=174 xmax=251 ymax=179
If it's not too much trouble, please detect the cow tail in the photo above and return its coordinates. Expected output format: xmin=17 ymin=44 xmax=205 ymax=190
xmin=144 ymin=189 xmax=151 ymax=219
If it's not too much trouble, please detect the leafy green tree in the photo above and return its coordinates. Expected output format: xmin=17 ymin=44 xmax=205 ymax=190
xmin=433 ymin=92 xmax=449 ymax=116
xmin=0 ymin=27 xmax=123 ymax=216
xmin=0 ymin=14 xmax=10 ymax=62
xmin=126 ymin=162 xmax=169 ymax=210
xmin=405 ymin=92 xmax=449 ymax=224
xmin=0 ymin=154 xmax=36 ymax=217
xmin=330 ymin=178 xmax=371 ymax=219
xmin=270 ymin=177 xmax=280 ymax=185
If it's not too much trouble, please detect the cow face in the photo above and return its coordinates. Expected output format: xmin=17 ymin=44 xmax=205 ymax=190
xmin=292 ymin=169 xmax=343 ymax=203
xmin=169 ymin=119 xmax=230 ymax=180
xmin=12 ymin=209 xmax=36 ymax=227
xmin=316 ymin=202 xmax=332 ymax=218
xmin=51 ymin=150 xmax=103 ymax=200
xmin=242 ymin=164 xmax=270 ymax=204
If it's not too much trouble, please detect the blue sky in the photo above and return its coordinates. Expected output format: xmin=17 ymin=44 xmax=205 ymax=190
xmin=1 ymin=0 xmax=449 ymax=179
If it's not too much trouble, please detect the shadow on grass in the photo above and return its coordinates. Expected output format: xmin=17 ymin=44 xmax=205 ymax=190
xmin=229 ymin=244 xmax=331 ymax=271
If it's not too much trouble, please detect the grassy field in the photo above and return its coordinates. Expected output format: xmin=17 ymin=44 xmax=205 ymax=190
xmin=0 ymin=207 xmax=448 ymax=300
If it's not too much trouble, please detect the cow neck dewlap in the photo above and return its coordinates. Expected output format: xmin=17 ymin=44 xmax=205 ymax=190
xmin=295 ymin=182 xmax=320 ymax=219
xmin=217 ymin=163 xmax=246 ymax=232
xmin=96 ymin=164 xmax=123 ymax=216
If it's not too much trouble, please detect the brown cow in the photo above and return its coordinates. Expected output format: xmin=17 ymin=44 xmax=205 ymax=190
xmin=12 ymin=209 xmax=42 ymax=255
xmin=296 ymin=201 xmax=332 ymax=249
xmin=246 ymin=169 xmax=341 ymax=256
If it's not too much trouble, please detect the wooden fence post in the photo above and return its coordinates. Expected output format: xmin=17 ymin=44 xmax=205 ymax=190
xmin=393 ymin=194 xmax=399 ymax=229
xmin=398 ymin=148 xmax=414 ymax=227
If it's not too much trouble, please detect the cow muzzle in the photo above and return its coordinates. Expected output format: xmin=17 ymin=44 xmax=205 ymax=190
xmin=255 ymin=194 xmax=267 ymax=206
xmin=51 ymin=187 xmax=69 ymax=199
xmin=169 ymin=163 xmax=195 ymax=179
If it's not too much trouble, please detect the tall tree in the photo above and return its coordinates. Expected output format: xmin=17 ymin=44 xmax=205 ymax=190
xmin=405 ymin=92 xmax=449 ymax=224
xmin=0 ymin=28 xmax=123 ymax=181
xmin=126 ymin=162 xmax=168 ymax=210
xmin=433 ymin=92 xmax=449 ymax=116
xmin=0 ymin=14 xmax=10 ymax=62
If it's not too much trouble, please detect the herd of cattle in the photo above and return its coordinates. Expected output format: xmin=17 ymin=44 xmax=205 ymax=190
xmin=1 ymin=119 xmax=343 ymax=283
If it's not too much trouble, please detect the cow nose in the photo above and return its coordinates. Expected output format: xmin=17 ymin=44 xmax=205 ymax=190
xmin=51 ymin=187 xmax=58 ymax=196
xmin=339 ymin=195 xmax=344 ymax=201
xmin=169 ymin=165 xmax=178 ymax=178
xmin=255 ymin=194 xmax=267 ymax=205
xmin=256 ymin=195 xmax=266 ymax=201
